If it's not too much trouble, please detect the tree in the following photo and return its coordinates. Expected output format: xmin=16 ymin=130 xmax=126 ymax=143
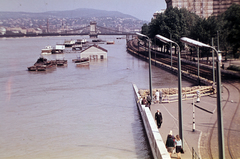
xmin=141 ymin=23 xmax=149 ymax=36
xmin=146 ymin=7 xmax=199 ymax=51
xmin=224 ymin=4 xmax=240 ymax=58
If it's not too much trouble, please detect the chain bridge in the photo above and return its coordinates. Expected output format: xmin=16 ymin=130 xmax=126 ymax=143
xmin=65 ymin=21 xmax=135 ymax=38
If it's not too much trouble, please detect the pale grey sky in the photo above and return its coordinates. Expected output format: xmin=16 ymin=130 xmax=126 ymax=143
xmin=0 ymin=0 xmax=166 ymax=21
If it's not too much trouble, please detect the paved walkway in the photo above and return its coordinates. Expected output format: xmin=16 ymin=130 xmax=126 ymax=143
xmin=150 ymin=94 xmax=219 ymax=159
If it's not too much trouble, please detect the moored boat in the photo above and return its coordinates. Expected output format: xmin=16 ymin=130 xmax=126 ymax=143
xmin=54 ymin=59 xmax=68 ymax=66
xmin=72 ymin=44 xmax=82 ymax=51
xmin=73 ymin=57 xmax=89 ymax=65
xmin=64 ymin=40 xmax=75 ymax=47
xmin=75 ymin=39 xmax=87 ymax=44
xmin=41 ymin=45 xmax=52 ymax=54
xmin=28 ymin=57 xmax=56 ymax=71
xmin=52 ymin=44 xmax=65 ymax=54
xmin=106 ymin=41 xmax=114 ymax=44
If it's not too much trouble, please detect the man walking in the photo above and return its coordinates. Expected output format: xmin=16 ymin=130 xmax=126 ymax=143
xmin=146 ymin=93 xmax=151 ymax=109
xmin=155 ymin=109 xmax=163 ymax=128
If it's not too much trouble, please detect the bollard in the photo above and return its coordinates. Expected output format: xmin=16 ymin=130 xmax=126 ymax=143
xmin=193 ymin=98 xmax=195 ymax=132
xmin=196 ymin=90 xmax=200 ymax=103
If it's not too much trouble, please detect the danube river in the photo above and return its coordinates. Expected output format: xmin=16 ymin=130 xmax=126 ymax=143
xmin=0 ymin=35 xmax=192 ymax=158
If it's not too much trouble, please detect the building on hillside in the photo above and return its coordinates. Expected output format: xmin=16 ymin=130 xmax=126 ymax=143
xmin=0 ymin=27 xmax=6 ymax=35
xmin=80 ymin=45 xmax=107 ymax=60
xmin=165 ymin=0 xmax=240 ymax=18
xmin=153 ymin=10 xmax=165 ymax=19
xmin=7 ymin=27 xmax=27 ymax=34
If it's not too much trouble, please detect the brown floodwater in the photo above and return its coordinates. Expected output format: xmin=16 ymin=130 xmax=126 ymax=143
xmin=0 ymin=35 xmax=192 ymax=158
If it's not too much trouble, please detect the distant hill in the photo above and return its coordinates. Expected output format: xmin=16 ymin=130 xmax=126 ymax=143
xmin=0 ymin=8 xmax=138 ymax=20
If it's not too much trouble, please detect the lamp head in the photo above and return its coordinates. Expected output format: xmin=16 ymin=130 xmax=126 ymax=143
xmin=180 ymin=37 xmax=211 ymax=48
xmin=155 ymin=34 xmax=174 ymax=44
xmin=136 ymin=32 xmax=148 ymax=38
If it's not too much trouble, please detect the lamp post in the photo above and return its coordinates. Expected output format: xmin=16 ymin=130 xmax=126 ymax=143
xmin=136 ymin=32 xmax=153 ymax=100
xmin=180 ymin=37 xmax=225 ymax=159
xmin=197 ymin=45 xmax=200 ymax=85
xmin=170 ymin=33 xmax=173 ymax=68
xmin=155 ymin=35 xmax=183 ymax=149
xmin=212 ymin=38 xmax=215 ymax=83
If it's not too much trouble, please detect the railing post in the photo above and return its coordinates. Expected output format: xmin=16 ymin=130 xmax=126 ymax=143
xmin=192 ymin=98 xmax=195 ymax=132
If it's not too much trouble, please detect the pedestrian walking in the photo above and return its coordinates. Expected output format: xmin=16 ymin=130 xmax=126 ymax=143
xmin=155 ymin=109 xmax=162 ymax=128
xmin=142 ymin=97 xmax=147 ymax=105
xmin=159 ymin=89 xmax=163 ymax=103
xmin=155 ymin=90 xmax=159 ymax=103
xmin=175 ymin=135 xmax=183 ymax=159
xmin=166 ymin=133 xmax=175 ymax=158
xmin=146 ymin=93 xmax=151 ymax=109
xmin=169 ymin=130 xmax=176 ymax=154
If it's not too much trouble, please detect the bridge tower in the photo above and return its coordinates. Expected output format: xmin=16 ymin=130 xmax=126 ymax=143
xmin=89 ymin=21 xmax=98 ymax=38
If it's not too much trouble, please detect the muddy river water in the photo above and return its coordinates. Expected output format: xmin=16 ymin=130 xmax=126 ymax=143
xmin=0 ymin=35 xmax=192 ymax=158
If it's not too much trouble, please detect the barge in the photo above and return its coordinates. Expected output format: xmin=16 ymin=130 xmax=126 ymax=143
xmin=28 ymin=57 xmax=56 ymax=71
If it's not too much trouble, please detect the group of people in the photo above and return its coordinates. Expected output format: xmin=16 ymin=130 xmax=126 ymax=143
xmin=141 ymin=91 xmax=183 ymax=158
xmin=141 ymin=94 xmax=152 ymax=109
xmin=166 ymin=130 xmax=183 ymax=159
xmin=141 ymin=89 xmax=163 ymax=109
xmin=141 ymin=93 xmax=183 ymax=158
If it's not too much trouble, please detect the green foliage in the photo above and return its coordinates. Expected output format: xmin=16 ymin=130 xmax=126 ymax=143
xmin=224 ymin=4 xmax=240 ymax=57
xmin=141 ymin=23 xmax=149 ymax=36
xmin=146 ymin=7 xmax=200 ymax=50
xmin=141 ymin=4 xmax=240 ymax=58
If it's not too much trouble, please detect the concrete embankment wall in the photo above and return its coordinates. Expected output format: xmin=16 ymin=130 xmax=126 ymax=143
xmin=133 ymin=84 xmax=170 ymax=159
xmin=127 ymin=47 xmax=213 ymax=86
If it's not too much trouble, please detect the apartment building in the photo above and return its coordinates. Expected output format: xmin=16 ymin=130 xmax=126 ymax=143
xmin=165 ymin=0 xmax=240 ymax=18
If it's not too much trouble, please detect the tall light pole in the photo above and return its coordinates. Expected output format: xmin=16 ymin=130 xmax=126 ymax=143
xmin=136 ymin=32 xmax=153 ymax=100
xmin=180 ymin=37 xmax=225 ymax=159
xmin=212 ymin=38 xmax=215 ymax=83
xmin=170 ymin=33 xmax=173 ymax=68
xmin=155 ymin=34 xmax=183 ymax=149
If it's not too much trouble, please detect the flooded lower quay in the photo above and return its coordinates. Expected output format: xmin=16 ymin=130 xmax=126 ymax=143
xmin=0 ymin=35 xmax=193 ymax=159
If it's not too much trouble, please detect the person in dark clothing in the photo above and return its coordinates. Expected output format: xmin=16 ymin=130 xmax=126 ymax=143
xmin=142 ymin=97 xmax=147 ymax=105
xmin=146 ymin=93 xmax=151 ymax=109
xmin=166 ymin=134 xmax=175 ymax=157
xmin=155 ymin=109 xmax=163 ymax=128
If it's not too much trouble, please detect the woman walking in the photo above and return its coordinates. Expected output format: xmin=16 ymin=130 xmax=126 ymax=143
xmin=175 ymin=135 xmax=182 ymax=159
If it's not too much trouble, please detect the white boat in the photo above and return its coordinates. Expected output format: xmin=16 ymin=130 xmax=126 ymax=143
xmin=52 ymin=44 xmax=65 ymax=54
xmin=64 ymin=40 xmax=75 ymax=47
xmin=41 ymin=45 xmax=52 ymax=54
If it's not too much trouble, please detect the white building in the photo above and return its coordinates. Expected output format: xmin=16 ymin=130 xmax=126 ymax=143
xmin=153 ymin=10 xmax=165 ymax=19
xmin=0 ymin=27 xmax=6 ymax=35
xmin=80 ymin=45 xmax=107 ymax=59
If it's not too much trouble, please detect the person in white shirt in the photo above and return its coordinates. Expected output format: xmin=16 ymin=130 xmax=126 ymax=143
xmin=175 ymin=135 xmax=182 ymax=159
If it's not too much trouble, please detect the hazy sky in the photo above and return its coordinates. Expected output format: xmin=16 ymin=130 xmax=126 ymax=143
xmin=0 ymin=0 xmax=166 ymax=21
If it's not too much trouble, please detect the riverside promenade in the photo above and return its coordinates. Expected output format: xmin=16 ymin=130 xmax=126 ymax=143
xmin=136 ymin=81 xmax=240 ymax=159
xmin=129 ymin=38 xmax=240 ymax=158
xmin=135 ymin=86 xmax=218 ymax=159
xmin=149 ymin=98 xmax=210 ymax=159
